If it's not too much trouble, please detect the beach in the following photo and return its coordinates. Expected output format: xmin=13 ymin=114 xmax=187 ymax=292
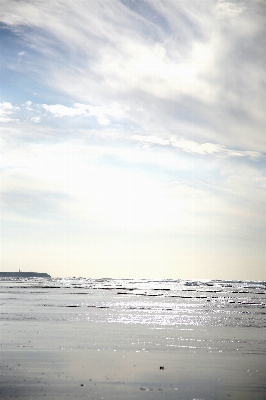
xmin=1 ymin=278 xmax=265 ymax=399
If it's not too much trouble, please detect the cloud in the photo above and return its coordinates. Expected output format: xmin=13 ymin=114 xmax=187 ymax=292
xmin=132 ymin=134 xmax=262 ymax=160
xmin=31 ymin=116 xmax=41 ymax=123
xmin=2 ymin=128 xmax=264 ymax=230
xmin=40 ymin=102 xmax=127 ymax=125
xmin=1 ymin=0 xmax=265 ymax=152
xmin=42 ymin=104 xmax=87 ymax=118
xmin=75 ymin=102 xmax=127 ymax=125
xmin=0 ymin=102 xmax=19 ymax=122
xmin=217 ymin=1 xmax=247 ymax=17
xmin=132 ymin=135 xmax=169 ymax=146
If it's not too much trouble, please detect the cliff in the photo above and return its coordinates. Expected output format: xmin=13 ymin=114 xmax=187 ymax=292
xmin=0 ymin=272 xmax=51 ymax=278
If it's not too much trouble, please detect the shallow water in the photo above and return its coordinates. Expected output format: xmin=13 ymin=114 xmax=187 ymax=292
xmin=1 ymin=277 xmax=266 ymax=326
xmin=0 ymin=278 xmax=265 ymax=399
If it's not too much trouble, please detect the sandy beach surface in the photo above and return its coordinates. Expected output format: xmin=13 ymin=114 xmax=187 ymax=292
xmin=1 ymin=278 xmax=265 ymax=399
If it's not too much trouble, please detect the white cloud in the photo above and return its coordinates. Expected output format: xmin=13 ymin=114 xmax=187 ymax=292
xmin=132 ymin=135 xmax=170 ymax=146
xmin=2 ymin=135 xmax=264 ymax=240
xmin=217 ymin=1 xmax=246 ymax=17
xmin=0 ymin=102 xmax=19 ymax=122
xmin=42 ymin=104 xmax=87 ymax=118
xmin=1 ymin=0 xmax=265 ymax=151
xmin=31 ymin=116 xmax=41 ymax=123
xmin=132 ymin=134 xmax=262 ymax=160
xmin=41 ymin=102 xmax=127 ymax=125
xmin=75 ymin=102 xmax=127 ymax=125
xmin=170 ymin=138 xmax=223 ymax=155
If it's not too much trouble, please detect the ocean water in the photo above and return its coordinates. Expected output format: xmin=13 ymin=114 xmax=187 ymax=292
xmin=1 ymin=278 xmax=266 ymax=399
xmin=1 ymin=277 xmax=265 ymax=328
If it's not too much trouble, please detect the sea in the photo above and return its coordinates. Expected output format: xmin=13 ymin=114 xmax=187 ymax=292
xmin=1 ymin=277 xmax=265 ymax=328
xmin=1 ymin=277 xmax=265 ymax=399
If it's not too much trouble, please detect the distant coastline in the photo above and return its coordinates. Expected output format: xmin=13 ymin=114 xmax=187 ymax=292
xmin=0 ymin=272 xmax=51 ymax=278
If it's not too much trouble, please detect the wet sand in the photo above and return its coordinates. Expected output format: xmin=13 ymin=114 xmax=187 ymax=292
xmin=1 ymin=320 xmax=265 ymax=400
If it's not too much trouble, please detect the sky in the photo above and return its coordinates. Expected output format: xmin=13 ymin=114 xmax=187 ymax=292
xmin=1 ymin=0 xmax=266 ymax=280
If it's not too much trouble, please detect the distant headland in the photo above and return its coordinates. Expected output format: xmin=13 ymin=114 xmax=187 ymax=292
xmin=0 ymin=272 xmax=51 ymax=278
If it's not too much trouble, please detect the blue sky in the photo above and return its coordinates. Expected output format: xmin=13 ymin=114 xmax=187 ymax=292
xmin=1 ymin=0 xmax=266 ymax=279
